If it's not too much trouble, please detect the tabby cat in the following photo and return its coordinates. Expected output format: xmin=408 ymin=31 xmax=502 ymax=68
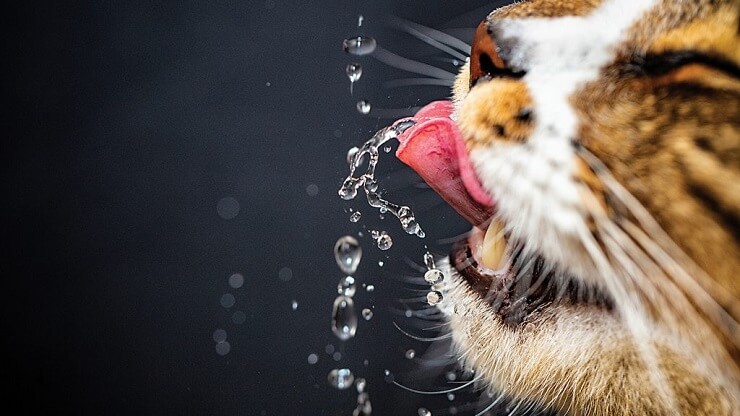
xmin=394 ymin=0 xmax=740 ymax=414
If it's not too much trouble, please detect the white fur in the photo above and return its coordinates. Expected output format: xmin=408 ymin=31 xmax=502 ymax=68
xmin=471 ymin=0 xmax=657 ymax=281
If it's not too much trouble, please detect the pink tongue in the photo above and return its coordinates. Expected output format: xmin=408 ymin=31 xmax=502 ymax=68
xmin=395 ymin=101 xmax=495 ymax=227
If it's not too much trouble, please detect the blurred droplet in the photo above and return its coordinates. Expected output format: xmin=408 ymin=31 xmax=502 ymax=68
xmin=215 ymin=341 xmax=230 ymax=356
xmin=212 ymin=329 xmax=227 ymax=343
xmin=228 ymin=273 xmax=244 ymax=289
xmin=217 ymin=197 xmax=240 ymax=220
xmin=220 ymin=293 xmax=235 ymax=308
xmin=278 ymin=267 xmax=293 ymax=281
xmin=327 ymin=368 xmax=355 ymax=390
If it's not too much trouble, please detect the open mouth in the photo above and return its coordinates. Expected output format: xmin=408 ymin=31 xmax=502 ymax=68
xmin=394 ymin=101 xmax=611 ymax=325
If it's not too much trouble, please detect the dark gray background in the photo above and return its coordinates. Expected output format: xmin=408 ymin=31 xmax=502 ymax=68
xmin=7 ymin=1 xmax=513 ymax=415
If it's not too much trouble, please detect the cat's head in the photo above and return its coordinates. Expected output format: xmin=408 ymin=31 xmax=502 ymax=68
xmin=396 ymin=0 xmax=739 ymax=413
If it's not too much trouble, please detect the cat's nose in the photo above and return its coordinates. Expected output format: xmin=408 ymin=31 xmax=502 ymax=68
xmin=469 ymin=20 xmax=524 ymax=88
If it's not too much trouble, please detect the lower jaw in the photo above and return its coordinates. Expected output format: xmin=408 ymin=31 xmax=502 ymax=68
xmin=450 ymin=227 xmax=613 ymax=327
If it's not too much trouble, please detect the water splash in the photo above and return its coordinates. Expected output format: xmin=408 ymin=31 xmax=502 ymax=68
xmin=338 ymin=120 xmax=426 ymax=239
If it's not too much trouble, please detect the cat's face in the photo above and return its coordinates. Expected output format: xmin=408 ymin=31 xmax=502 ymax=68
xmin=398 ymin=0 xmax=739 ymax=414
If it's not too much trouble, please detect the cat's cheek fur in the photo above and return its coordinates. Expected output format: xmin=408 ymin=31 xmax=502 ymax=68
xmin=439 ymin=262 xmax=735 ymax=415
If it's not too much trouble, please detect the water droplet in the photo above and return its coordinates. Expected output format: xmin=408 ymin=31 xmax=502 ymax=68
xmin=405 ymin=349 xmax=416 ymax=359
xmin=378 ymin=260 xmax=384 ymax=267
xmin=215 ymin=341 xmax=230 ymax=356
xmin=447 ymin=393 xmax=455 ymax=401
xmin=449 ymin=406 xmax=458 ymax=415
xmin=404 ymin=309 xmax=413 ymax=318
xmin=306 ymin=183 xmax=319 ymax=196
xmin=278 ymin=267 xmax=293 ymax=281
xmin=334 ymin=236 xmax=362 ymax=274
xmin=383 ymin=145 xmax=392 ymax=153
xmin=418 ymin=408 xmax=431 ymax=416
xmin=357 ymin=15 xmax=364 ymax=27
xmin=212 ymin=329 xmax=227 ymax=343
xmin=354 ymin=393 xmax=372 ymax=416
xmin=349 ymin=211 xmax=362 ymax=222
xmin=366 ymin=284 xmax=375 ymax=292
xmin=424 ymin=269 xmax=444 ymax=285
xmin=356 ymin=100 xmax=372 ymax=115
xmin=423 ymin=252 xmax=435 ymax=270
xmin=333 ymin=351 xmax=342 ymax=361
xmin=220 ymin=293 xmax=235 ymax=308
xmin=337 ymin=275 xmax=357 ymax=297
xmin=343 ymin=36 xmax=377 ymax=56
xmin=217 ymin=197 xmax=240 ymax=220
xmin=426 ymin=290 xmax=443 ymax=305
xmin=383 ymin=369 xmax=394 ymax=383
xmin=228 ymin=273 xmax=244 ymax=289
xmin=327 ymin=368 xmax=355 ymax=390
xmin=446 ymin=371 xmax=457 ymax=381
xmin=346 ymin=63 xmax=363 ymax=82
xmin=232 ymin=310 xmax=246 ymax=324
xmin=325 ymin=344 xmax=335 ymax=354
xmin=307 ymin=353 xmax=318 ymax=365
xmin=376 ymin=234 xmax=392 ymax=250
xmin=346 ymin=146 xmax=359 ymax=165
xmin=362 ymin=308 xmax=373 ymax=320
xmin=355 ymin=377 xmax=367 ymax=393
xmin=331 ymin=295 xmax=358 ymax=340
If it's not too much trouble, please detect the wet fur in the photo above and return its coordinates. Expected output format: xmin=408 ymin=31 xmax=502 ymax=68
xmin=442 ymin=0 xmax=740 ymax=414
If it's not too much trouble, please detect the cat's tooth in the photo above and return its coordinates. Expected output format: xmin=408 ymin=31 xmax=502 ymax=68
xmin=481 ymin=219 xmax=506 ymax=270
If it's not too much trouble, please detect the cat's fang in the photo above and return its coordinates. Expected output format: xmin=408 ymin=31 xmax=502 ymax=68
xmin=481 ymin=219 xmax=507 ymax=271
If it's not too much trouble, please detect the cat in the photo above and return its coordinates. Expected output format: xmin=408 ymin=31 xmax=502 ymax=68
xmin=394 ymin=0 xmax=739 ymax=414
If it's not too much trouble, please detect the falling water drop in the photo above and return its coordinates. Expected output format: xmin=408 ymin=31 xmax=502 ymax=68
xmin=337 ymin=275 xmax=357 ymax=297
xmin=361 ymin=308 xmax=373 ymax=320
xmin=343 ymin=36 xmax=377 ymax=56
xmin=424 ymin=269 xmax=444 ymax=285
xmin=334 ymin=236 xmax=362 ymax=274
xmin=346 ymin=146 xmax=359 ymax=165
xmin=426 ymin=291 xmax=443 ymax=305
xmin=327 ymin=368 xmax=355 ymax=390
xmin=418 ymin=408 xmax=432 ymax=416
xmin=366 ymin=284 xmax=375 ymax=292
xmin=383 ymin=145 xmax=391 ymax=153
xmin=357 ymin=15 xmax=364 ymax=27
xmin=356 ymin=100 xmax=372 ymax=115
xmin=375 ymin=233 xmax=392 ymax=250
xmin=349 ymin=211 xmax=362 ymax=223
xmin=331 ymin=295 xmax=358 ymax=340
xmin=405 ymin=349 xmax=416 ymax=359
xmin=355 ymin=377 xmax=366 ymax=393
xmin=346 ymin=63 xmax=363 ymax=82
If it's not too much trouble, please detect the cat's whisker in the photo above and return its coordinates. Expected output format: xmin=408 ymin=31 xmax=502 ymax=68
xmin=384 ymin=78 xmax=455 ymax=89
xmin=373 ymin=46 xmax=457 ymax=81
xmin=368 ymin=106 xmax=420 ymax=119
xmin=392 ymin=374 xmax=483 ymax=395
xmin=576 ymin=146 xmax=740 ymax=348
xmin=393 ymin=321 xmax=452 ymax=342
xmin=386 ymin=16 xmax=472 ymax=56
